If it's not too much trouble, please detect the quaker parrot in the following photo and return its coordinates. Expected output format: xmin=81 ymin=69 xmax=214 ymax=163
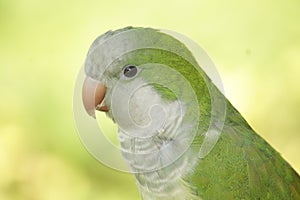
xmin=81 ymin=27 xmax=300 ymax=199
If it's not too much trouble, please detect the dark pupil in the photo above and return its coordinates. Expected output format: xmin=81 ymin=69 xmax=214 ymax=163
xmin=124 ymin=65 xmax=137 ymax=78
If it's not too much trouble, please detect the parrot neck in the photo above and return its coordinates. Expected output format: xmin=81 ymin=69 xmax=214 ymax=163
xmin=118 ymin=100 xmax=200 ymax=199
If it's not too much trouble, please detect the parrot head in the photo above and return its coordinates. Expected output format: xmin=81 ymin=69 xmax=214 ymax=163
xmin=81 ymin=27 xmax=225 ymax=170
xmin=82 ymin=27 xmax=208 ymax=140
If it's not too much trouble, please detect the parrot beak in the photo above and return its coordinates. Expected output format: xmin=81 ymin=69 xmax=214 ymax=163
xmin=82 ymin=76 xmax=109 ymax=118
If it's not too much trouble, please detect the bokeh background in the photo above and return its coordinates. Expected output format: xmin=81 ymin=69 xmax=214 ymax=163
xmin=1 ymin=0 xmax=299 ymax=199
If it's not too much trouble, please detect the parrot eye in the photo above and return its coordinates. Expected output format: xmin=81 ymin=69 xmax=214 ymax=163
xmin=123 ymin=65 xmax=138 ymax=78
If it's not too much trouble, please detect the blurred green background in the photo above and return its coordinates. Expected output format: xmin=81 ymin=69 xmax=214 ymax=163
xmin=0 ymin=0 xmax=299 ymax=199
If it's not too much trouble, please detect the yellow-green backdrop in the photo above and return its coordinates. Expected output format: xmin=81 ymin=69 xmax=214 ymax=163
xmin=0 ymin=0 xmax=299 ymax=199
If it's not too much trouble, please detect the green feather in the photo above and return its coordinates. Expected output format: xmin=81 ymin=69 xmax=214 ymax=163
xmin=149 ymin=83 xmax=178 ymax=102
xmin=85 ymin=27 xmax=300 ymax=199
xmin=187 ymin=102 xmax=300 ymax=199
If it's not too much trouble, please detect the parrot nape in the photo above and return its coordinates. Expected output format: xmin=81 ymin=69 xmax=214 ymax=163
xmin=81 ymin=27 xmax=300 ymax=199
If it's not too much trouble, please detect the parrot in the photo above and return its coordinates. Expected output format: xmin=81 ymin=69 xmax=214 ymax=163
xmin=81 ymin=26 xmax=300 ymax=200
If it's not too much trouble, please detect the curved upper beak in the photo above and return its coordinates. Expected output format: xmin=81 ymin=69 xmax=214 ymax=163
xmin=82 ymin=76 xmax=109 ymax=118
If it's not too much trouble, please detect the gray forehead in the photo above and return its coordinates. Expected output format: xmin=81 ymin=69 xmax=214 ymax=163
xmin=84 ymin=28 xmax=196 ymax=81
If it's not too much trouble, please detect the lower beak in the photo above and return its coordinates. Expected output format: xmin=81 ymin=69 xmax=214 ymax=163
xmin=82 ymin=76 xmax=108 ymax=118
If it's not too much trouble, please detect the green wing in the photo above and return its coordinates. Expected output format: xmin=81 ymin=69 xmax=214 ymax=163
xmin=186 ymin=102 xmax=300 ymax=199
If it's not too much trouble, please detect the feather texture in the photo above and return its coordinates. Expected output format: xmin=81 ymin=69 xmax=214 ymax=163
xmin=84 ymin=27 xmax=300 ymax=200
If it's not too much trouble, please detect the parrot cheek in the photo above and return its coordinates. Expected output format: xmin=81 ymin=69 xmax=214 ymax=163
xmin=82 ymin=76 xmax=108 ymax=118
